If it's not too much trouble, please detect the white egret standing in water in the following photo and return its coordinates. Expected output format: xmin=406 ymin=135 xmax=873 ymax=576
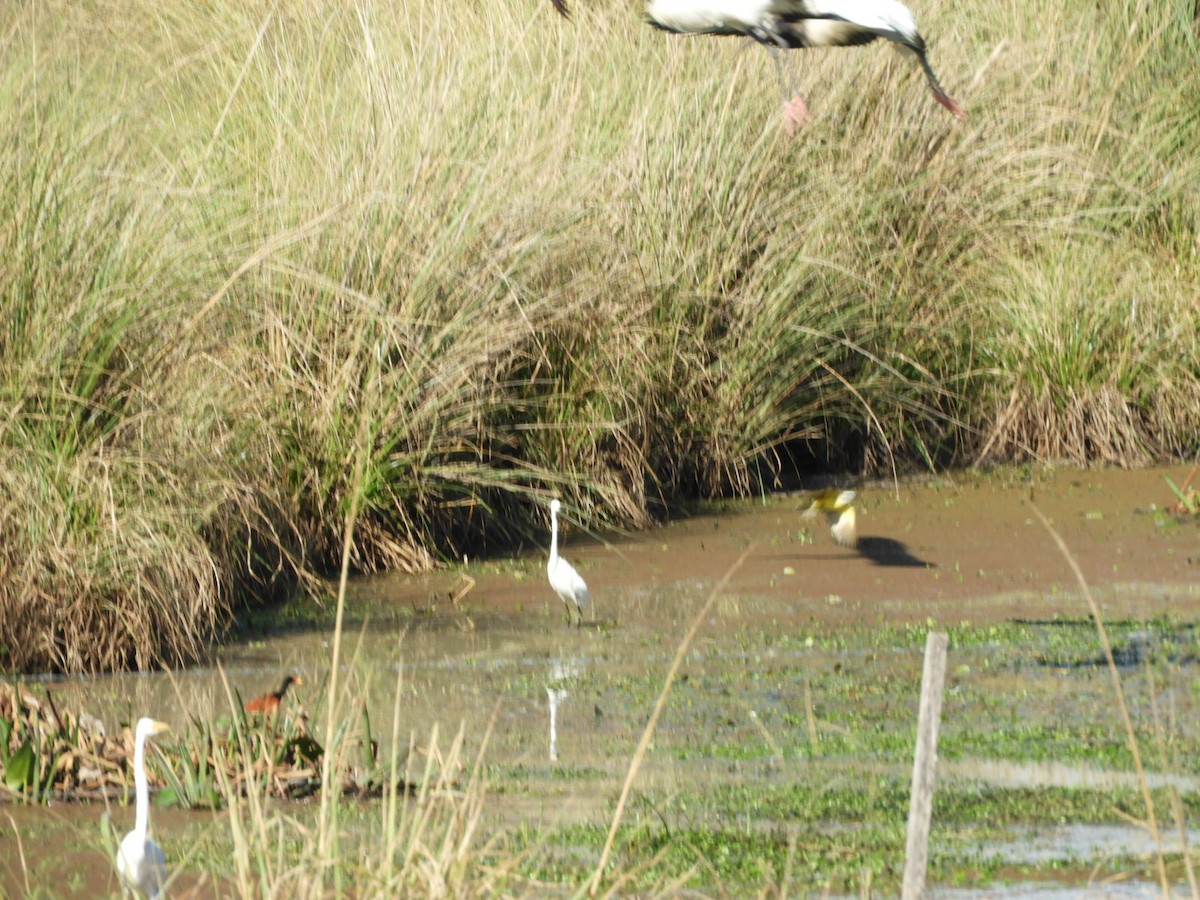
xmin=548 ymin=499 xmax=591 ymax=625
xmin=116 ymin=717 xmax=170 ymax=898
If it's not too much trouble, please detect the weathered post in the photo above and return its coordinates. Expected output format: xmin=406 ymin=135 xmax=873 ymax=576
xmin=902 ymin=631 xmax=949 ymax=900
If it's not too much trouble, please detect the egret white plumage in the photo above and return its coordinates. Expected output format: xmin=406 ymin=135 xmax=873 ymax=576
xmin=803 ymin=488 xmax=858 ymax=547
xmin=116 ymin=717 xmax=170 ymax=898
xmin=547 ymin=499 xmax=591 ymax=625
xmin=548 ymin=0 xmax=964 ymax=127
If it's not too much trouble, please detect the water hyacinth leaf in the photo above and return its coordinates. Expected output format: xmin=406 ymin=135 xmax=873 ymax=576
xmin=6 ymin=740 xmax=35 ymax=791
xmin=154 ymin=785 xmax=180 ymax=808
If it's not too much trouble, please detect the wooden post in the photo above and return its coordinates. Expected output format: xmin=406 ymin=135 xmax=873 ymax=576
xmin=902 ymin=631 xmax=949 ymax=900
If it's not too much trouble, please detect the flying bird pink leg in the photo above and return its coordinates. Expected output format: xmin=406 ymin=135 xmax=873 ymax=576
xmin=782 ymin=94 xmax=810 ymax=135
xmin=931 ymin=86 xmax=965 ymax=119
xmin=764 ymin=41 xmax=809 ymax=136
xmin=915 ymin=51 xmax=966 ymax=120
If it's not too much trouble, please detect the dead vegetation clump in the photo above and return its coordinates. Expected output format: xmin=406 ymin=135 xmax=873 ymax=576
xmin=0 ymin=457 xmax=229 ymax=674
xmin=979 ymin=383 xmax=1161 ymax=468
xmin=0 ymin=681 xmax=419 ymax=805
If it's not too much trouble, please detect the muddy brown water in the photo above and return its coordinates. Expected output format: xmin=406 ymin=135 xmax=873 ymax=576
xmin=3 ymin=466 xmax=1198 ymax=897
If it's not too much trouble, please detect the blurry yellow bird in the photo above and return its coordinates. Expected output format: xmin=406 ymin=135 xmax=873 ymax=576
xmin=803 ymin=489 xmax=858 ymax=548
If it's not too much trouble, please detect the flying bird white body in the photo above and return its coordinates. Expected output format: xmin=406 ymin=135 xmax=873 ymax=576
xmin=116 ymin=717 xmax=171 ymax=898
xmin=550 ymin=0 xmax=964 ymax=125
xmin=548 ymin=499 xmax=591 ymax=625
xmin=646 ymin=0 xmax=916 ymax=40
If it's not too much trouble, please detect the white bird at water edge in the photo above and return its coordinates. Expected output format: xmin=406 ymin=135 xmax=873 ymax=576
xmin=548 ymin=498 xmax=591 ymax=625
xmin=116 ymin=717 xmax=171 ymax=898
xmin=547 ymin=0 xmax=965 ymax=130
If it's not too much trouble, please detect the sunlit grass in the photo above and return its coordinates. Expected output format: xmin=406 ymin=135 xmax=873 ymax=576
xmin=1 ymin=0 xmax=1198 ymax=672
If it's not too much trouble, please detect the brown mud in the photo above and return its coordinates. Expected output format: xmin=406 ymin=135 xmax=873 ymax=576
xmin=458 ymin=464 xmax=1197 ymax=627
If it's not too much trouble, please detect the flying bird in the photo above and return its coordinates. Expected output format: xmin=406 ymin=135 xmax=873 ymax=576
xmin=548 ymin=0 xmax=964 ymax=128
xmin=547 ymin=499 xmax=591 ymax=625
xmin=244 ymin=674 xmax=304 ymax=716
xmin=803 ymin=488 xmax=858 ymax=547
xmin=116 ymin=718 xmax=171 ymax=899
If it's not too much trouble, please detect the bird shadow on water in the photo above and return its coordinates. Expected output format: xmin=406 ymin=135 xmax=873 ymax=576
xmin=855 ymin=536 xmax=935 ymax=568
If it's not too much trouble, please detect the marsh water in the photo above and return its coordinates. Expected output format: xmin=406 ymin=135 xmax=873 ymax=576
xmin=4 ymin=466 xmax=1199 ymax=896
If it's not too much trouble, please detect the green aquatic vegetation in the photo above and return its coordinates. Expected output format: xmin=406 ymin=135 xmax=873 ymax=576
xmin=941 ymin=719 xmax=1200 ymax=772
xmin=503 ymin=810 xmax=1182 ymax=893
xmin=939 ymin=784 xmax=1200 ymax=826
xmin=697 ymin=779 xmax=912 ymax=827
xmin=487 ymin=763 xmax=609 ymax=784
xmin=6 ymin=602 xmax=1200 ymax=893
xmin=509 ymin=819 xmax=913 ymax=892
xmin=625 ymin=777 xmax=1200 ymax=878
xmin=4 ymin=0 xmax=1200 ymax=674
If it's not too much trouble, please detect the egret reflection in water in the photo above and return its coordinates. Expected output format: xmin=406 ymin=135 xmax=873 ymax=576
xmin=546 ymin=658 xmax=583 ymax=762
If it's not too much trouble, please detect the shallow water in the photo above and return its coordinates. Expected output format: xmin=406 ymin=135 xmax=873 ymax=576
xmin=932 ymin=879 xmax=1193 ymax=899
xmin=4 ymin=465 xmax=1199 ymax=895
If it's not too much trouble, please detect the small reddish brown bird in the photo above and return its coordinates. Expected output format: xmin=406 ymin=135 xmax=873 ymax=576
xmin=244 ymin=675 xmax=303 ymax=715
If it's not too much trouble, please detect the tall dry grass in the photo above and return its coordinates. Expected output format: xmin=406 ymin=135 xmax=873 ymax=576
xmin=1 ymin=0 xmax=1197 ymax=672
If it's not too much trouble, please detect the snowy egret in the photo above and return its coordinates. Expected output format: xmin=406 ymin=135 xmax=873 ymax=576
xmin=244 ymin=675 xmax=303 ymax=716
xmin=547 ymin=0 xmax=964 ymax=128
xmin=803 ymin=488 xmax=858 ymax=547
xmin=116 ymin=717 xmax=170 ymax=898
xmin=547 ymin=499 xmax=591 ymax=625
